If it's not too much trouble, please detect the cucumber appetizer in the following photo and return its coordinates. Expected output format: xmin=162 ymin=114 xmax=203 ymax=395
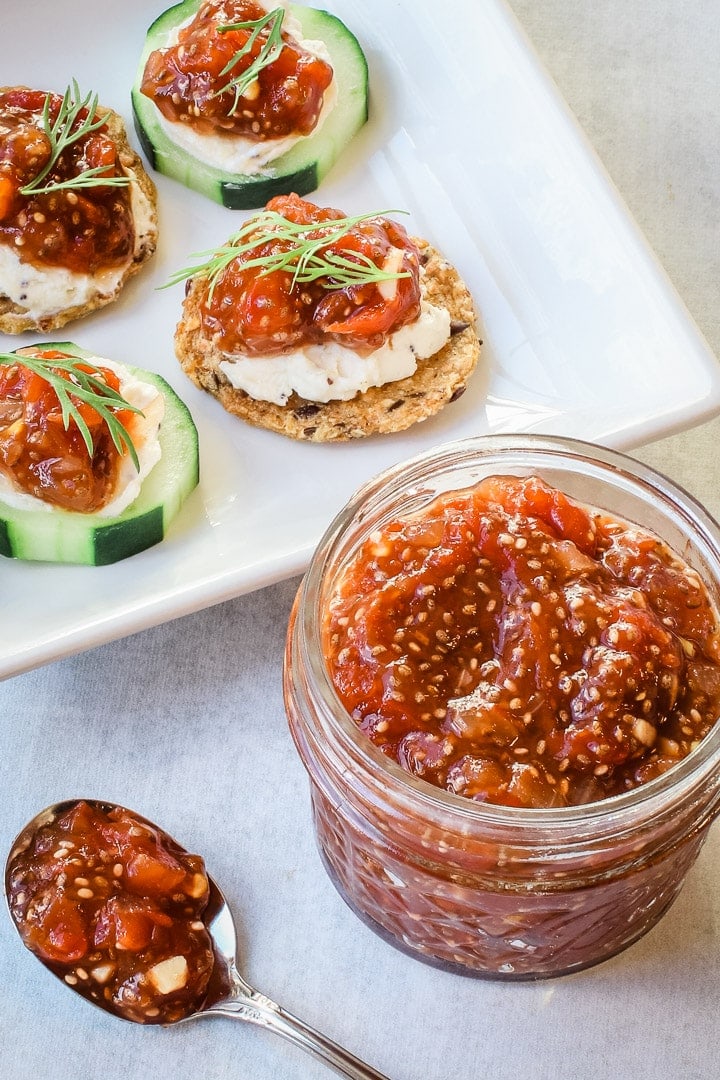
xmin=0 ymin=343 xmax=199 ymax=565
xmin=132 ymin=0 xmax=369 ymax=209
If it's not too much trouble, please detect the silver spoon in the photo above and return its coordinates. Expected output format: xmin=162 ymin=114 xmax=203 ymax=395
xmin=5 ymin=800 xmax=391 ymax=1080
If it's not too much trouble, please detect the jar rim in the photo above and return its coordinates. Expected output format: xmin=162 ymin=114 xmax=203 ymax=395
xmin=297 ymin=433 xmax=720 ymax=830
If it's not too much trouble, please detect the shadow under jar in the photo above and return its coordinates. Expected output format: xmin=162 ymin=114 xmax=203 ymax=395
xmin=284 ymin=435 xmax=720 ymax=979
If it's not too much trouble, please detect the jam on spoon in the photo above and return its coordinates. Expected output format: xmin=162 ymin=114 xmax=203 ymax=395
xmin=5 ymin=799 xmax=390 ymax=1080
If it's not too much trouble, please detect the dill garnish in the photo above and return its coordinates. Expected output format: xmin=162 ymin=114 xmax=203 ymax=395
xmin=0 ymin=347 xmax=141 ymax=469
xmin=19 ymin=81 xmax=131 ymax=198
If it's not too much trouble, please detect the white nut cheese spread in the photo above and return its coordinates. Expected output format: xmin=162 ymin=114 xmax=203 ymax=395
xmin=157 ymin=1 xmax=337 ymax=175
xmin=219 ymin=299 xmax=452 ymax=405
xmin=0 ymin=175 xmax=156 ymax=322
xmin=0 ymin=356 xmax=164 ymax=518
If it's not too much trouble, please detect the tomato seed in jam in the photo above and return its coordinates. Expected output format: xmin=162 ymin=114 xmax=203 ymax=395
xmin=0 ymin=88 xmax=134 ymax=274
xmin=201 ymin=193 xmax=423 ymax=355
xmin=141 ymin=0 xmax=333 ymax=140
xmin=324 ymin=475 xmax=720 ymax=808
xmin=0 ymin=350 xmax=133 ymax=513
xmin=7 ymin=801 xmax=216 ymax=1025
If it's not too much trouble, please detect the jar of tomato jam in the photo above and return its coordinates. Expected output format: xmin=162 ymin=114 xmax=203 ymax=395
xmin=284 ymin=435 xmax=720 ymax=978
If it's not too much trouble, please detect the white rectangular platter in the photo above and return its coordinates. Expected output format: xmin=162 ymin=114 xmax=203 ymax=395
xmin=2 ymin=0 xmax=719 ymax=680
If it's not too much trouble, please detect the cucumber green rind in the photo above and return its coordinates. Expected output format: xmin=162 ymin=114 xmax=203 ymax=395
xmin=131 ymin=1 xmax=369 ymax=209
xmin=0 ymin=342 xmax=200 ymax=566
xmin=0 ymin=518 xmax=10 ymax=558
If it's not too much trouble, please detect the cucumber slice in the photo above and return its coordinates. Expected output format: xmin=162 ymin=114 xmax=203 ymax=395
xmin=131 ymin=1 xmax=368 ymax=209
xmin=0 ymin=343 xmax=199 ymax=566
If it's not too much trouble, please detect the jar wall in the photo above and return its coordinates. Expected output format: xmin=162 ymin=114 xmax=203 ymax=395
xmin=308 ymin=782 xmax=708 ymax=978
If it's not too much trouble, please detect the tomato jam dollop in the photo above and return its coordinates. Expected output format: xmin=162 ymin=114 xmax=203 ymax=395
xmin=7 ymin=801 xmax=216 ymax=1025
xmin=324 ymin=475 xmax=720 ymax=808
xmin=202 ymin=193 xmax=423 ymax=356
xmin=0 ymin=88 xmax=134 ymax=274
xmin=141 ymin=0 xmax=333 ymax=140
xmin=0 ymin=350 xmax=134 ymax=513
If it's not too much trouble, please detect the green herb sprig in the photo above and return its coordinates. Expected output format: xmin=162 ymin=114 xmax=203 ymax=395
xmin=214 ymin=8 xmax=286 ymax=116
xmin=19 ymin=81 xmax=131 ymax=198
xmin=165 ymin=209 xmax=412 ymax=300
xmin=0 ymin=348 xmax=141 ymax=470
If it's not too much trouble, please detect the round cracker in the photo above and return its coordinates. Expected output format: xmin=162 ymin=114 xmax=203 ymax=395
xmin=174 ymin=242 xmax=481 ymax=441
xmin=0 ymin=94 xmax=158 ymax=334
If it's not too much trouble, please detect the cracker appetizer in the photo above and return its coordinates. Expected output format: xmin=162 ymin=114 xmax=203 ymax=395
xmin=0 ymin=83 xmax=158 ymax=334
xmin=132 ymin=0 xmax=368 ymax=208
xmin=0 ymin=344 xmax=198 ymax=564
xmin=173 ymin=193 xmax=481 ymax=440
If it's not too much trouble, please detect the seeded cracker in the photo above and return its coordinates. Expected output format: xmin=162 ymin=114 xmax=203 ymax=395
xmin=0 ymin=100 xmax=158 ymax=334
xmin=174 ymin=241 xmax=481 ymax=441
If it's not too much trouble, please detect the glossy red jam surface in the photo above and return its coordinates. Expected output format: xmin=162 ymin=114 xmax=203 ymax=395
xmin=0 ymin=349 xmax=134 ymax=513
xmin=0 ymin=88 xmax=134 ymax=273
xmin=201 ymin=193 xmax=423 ymax=355
xmin=324 ymin=474 xmax=720 ymax=808
xmin=7 ymin=801 xmax=215 ymax=1024
xmin=141 ymin=0 xmax=333 ymax=139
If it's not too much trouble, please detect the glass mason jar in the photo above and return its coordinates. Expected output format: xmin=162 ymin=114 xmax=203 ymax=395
xmin=283 ymin=435 xmax=720 ymax=979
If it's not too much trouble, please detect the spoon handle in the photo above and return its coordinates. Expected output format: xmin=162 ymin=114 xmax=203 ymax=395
xmin=205 ymin=986 xmax=392 ymax=1080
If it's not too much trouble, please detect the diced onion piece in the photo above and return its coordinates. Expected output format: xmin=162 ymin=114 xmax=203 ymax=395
xmin=147 ymin=955 xmax=188 ymax=995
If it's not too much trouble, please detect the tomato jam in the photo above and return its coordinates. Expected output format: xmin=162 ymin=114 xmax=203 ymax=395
xmin=285 ymin=438 xmax=720 ymax=976
xmin=324 ymin=474 xmax=720 ymax=808
xmin=141 ymin=0 xmax=333 ymax=140
xmin=201 ymin=194 xmax=422 ymax=355
xmin=0 ymin=88 xmax=134 ymax=274
xmin=6 ymin=801 xmax=216 ymax=1024
xmin=0 ymin=349 xmax=133 ymax=513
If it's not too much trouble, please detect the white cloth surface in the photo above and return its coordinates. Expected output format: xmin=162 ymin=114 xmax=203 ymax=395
xmin=2 ymin=3 xmax=720 ymax=1080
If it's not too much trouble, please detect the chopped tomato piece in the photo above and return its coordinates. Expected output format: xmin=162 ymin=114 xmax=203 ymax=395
xmin=94 ymin=896 xmax=173 ymax=952
xmin=29 ymin=895 xmax=88 ymax=963
xmin=200 ymin=193 xmax=423 ymax=355
xmin=123 ymin=851 xmax=188 ymax=896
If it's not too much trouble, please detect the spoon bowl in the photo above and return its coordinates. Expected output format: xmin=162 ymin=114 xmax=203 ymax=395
xmin=5 ymin=799 xmax=391 ymax=1080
